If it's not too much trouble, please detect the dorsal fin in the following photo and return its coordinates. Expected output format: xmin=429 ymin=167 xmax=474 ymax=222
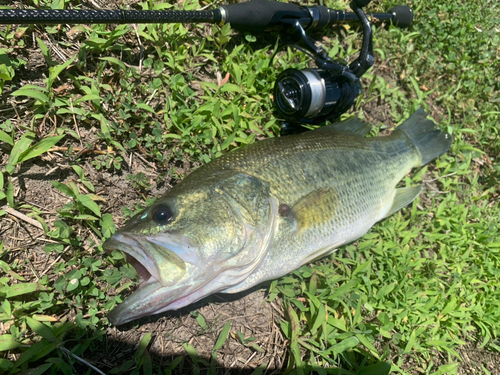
xmin=315 ymin=118 xmax=372 ymax=137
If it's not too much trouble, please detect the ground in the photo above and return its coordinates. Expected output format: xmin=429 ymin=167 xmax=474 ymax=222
xmin=3 ymin=92 xmax=499 ymax=375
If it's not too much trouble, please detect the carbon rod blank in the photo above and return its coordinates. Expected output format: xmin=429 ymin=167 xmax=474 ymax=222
xmin=0 ymin=9 xmax=221 ymax=25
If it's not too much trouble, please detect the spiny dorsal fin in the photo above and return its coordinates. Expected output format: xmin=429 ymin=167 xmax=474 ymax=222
xmin=383 ymin=185 xmax=422 ymax=219
xmin=316 ymin=118 xmax=372 ymax=137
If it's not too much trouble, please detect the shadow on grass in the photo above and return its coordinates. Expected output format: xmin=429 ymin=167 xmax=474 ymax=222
xmin=9 ymin=286 xmax=391 ymax=375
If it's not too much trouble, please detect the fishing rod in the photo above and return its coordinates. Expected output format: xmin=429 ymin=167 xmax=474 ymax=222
xmin=0 ymin=0 xmax=413 ymax=133
xmin=0 ymin=1 xmax=412 ymax=30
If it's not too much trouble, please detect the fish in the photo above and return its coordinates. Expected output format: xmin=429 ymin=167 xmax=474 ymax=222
xmin=103 ymin=108 xmax=452 ymax=325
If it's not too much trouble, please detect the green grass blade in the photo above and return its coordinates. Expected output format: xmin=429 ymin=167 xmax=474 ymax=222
xmin=48 ymin=54 xmax=77 ymax=89
xmin=26 ymin=317 xmax=60 ymax=344
xmin=0 ymin=334 xmax=21 ymax=351
xmin=357 ymin=362 xmax=391 ymax=375
xmin=135 ymin=332 xmax=152 ymax=359
xmin=17 ymin=134 xmax=65 ymax=164
xmin=0 ymin=130 xmax=13 ymax=146
xmin=330 ymin=336 xmax=359 ymax=355
xmin=5 ymin=131 xmax=34 ymax=172
xmin=5 ymin=282 xmax=46 ymax=298
xmin=77 ymin=195 xmax=102 ymax=217
xmin=50 ymin=181 xmax=76 ymax=198
xmin=213 ymin=321 xmax=231 ymax=352
xmin=11 ymin=87 xmax=50 ymax=103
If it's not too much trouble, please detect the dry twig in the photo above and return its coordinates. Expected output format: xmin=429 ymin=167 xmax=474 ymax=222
xmin=4 ymin=206 xmax=44 ymax=230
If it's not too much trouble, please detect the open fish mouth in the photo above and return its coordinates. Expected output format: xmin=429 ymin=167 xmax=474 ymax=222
xmin=102 ymin=231 xmax=267 ymax=325
xmin=124 ymin=253 xmax=154 ymax=288
xmin=103 ymin=234 xmax=158 ymax=289
xmin=102 ymin=233 xmax=193 ymax=325
xmin=103 ymin=233 xmax=187 ymax=289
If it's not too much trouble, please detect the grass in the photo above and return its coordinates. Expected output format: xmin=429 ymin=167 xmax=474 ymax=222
xmin=0 ymin=0 xmax=499 ymax=374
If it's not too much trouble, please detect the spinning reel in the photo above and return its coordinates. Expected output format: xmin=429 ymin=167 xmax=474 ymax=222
xmin=272 ymin=0 xmax=379 ymax=128
xmin=0 ymin=0 xmax=413 ymax=133
xmin=242 ymin=0 xmax=414 ymax=133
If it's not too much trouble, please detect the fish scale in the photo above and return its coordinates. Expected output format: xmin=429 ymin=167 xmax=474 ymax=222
xmin=103 ymin=109 xmax=452 ymax=325
xmin=216 ymin=133 xmax=418 ymax=291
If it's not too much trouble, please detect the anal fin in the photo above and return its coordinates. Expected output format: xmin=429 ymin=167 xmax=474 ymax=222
xmin=384 ymin=185 xmax=422 ymax=219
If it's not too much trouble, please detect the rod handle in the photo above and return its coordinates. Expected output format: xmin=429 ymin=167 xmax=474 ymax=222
xmin=221 ymin=0 xmax=306 ymax=32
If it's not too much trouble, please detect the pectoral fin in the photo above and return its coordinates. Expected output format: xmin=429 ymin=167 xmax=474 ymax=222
xmin=283 ymin=187 xmax=340 ymax=233
xmin=383 ymin=185 xmax=422 ymax=219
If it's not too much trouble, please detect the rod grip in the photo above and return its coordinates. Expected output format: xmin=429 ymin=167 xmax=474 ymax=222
xmin=221 ymin=0 xmax=305 ymax=32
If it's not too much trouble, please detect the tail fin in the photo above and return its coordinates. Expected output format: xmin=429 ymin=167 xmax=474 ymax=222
xmin=394 ymin=108 xmax=452 ymax=166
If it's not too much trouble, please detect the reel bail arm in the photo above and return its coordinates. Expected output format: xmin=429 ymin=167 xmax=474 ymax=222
xmin=348 ymin=0 xmax=375 ymax=78
xmin=273 ymin=0 xmax=374 ymax=133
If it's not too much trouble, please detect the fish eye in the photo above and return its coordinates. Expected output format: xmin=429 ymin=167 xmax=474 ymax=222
xmin=153 ymin=205 xmax=173 ymax=223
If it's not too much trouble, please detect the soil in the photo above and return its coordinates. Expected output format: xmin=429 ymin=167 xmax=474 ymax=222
xmin=1 ymin=1 xmax=498 ymax=374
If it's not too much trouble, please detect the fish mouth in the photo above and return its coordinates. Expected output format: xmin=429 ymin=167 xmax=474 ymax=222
xmin=103 ymin=233 xmax=187 ymax=288
xmin=102 ymin=233 xmax=189 ymax=325
xmin=104 ymin=234 xmax=160 ymax=288
xmin=101 ymin=215 xmax=276 ymax=325
xmin=124 ymin=252 xmax=153 ymax=288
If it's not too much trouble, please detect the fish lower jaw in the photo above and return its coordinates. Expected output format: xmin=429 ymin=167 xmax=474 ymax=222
xmin=109 ymin=286 xmax=191 ymax=325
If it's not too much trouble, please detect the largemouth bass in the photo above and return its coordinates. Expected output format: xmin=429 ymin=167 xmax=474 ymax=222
xmin=103 ymin=109 xmax=452 ymax=325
